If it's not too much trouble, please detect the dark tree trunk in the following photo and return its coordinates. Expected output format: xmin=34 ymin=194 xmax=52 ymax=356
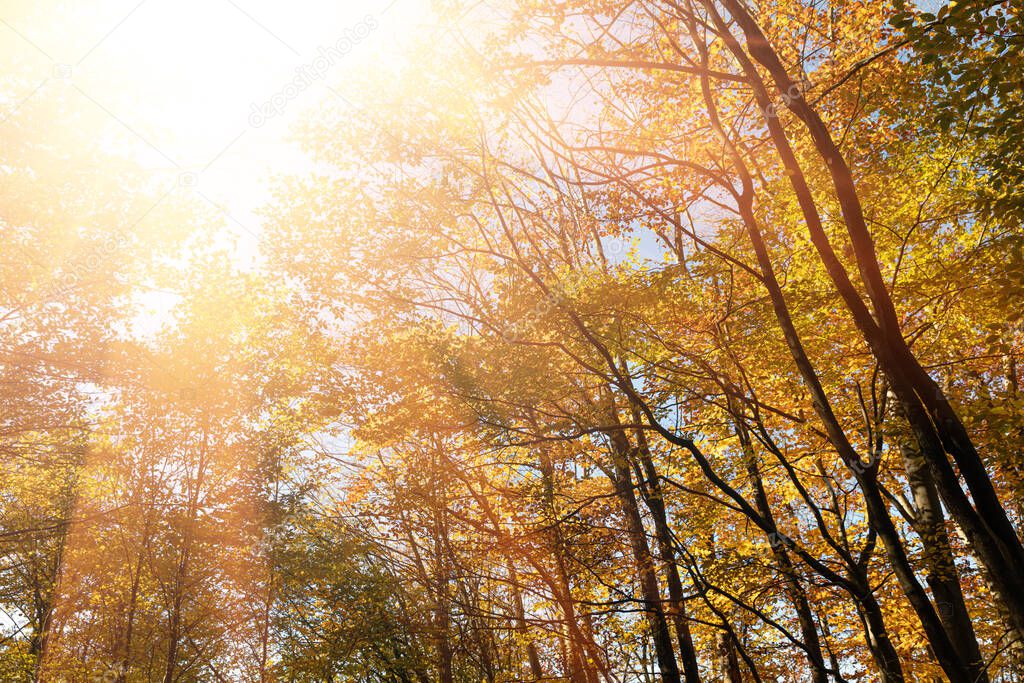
xmin=732 ymin=411 xmax=829 ymax=683
xmin=895 ymin=417 xmax=987 ymax=681
xmin=713 ymin=0 xmax=1024 ymax=644
xmin=626 ymin=398 xmax=703 ymax=683
xmin=604 ymin=406 xmax=682 ymax=683
xmin=508 ymin=561 xmax=544 ymax=681
xmin=716 ymin=632 xmax=743 ymax=683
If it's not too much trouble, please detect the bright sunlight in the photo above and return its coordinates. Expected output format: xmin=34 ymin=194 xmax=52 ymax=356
xmin=2 ymin=0 xmax=426 ymax=251
xmin=2 ymin=1 xmax=1023 ymax=681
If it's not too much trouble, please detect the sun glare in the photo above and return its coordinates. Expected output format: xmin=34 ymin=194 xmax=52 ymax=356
xmin=2 ymin=0 xmax=426 ymax=250
xmin=9 ymin=1 xmax=1022 ymax=680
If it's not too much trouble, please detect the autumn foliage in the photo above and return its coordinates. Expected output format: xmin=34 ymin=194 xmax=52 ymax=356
xmin=2 ymin=0 xmax=1024 ymax=681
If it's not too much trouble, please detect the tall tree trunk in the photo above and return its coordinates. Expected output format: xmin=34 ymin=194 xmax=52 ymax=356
xmin=163 ymin=419 xmax=208 ymax=683
xmin=684 ymin=9 xmax=977 ymax=677
xmin=508 ymin=561 xmax=544 ymax=681
xmin=604 ymin=405 xmax=682 ymax=683
xmin=711 ymin=0 xmax=1024 ymax=643
xmin=731 ymin=175 xmax=965 ymax=679
xmin=732 ymin=409 xmax=829 ymax=683
xmin=855 ymin=588 xmax=906 ymax=683
xmin=430 ymin=453 xmax=455 ymax=683
xmin=894 ymin=421 xmax=986 ymax=681
xmin=716 ymin=631 xmax=743 ymax=683
xmin=31 ymin=463 xmax=81 ymax=681
xmin=117 ymin=509 xmax=153 ymax=683
xmin=435 ymin=562 xmax=454 ymax=683
xmin=624 ymin=394 xmax=703 ymax=683
xmin=538 ymin=453 xmax=602 ymax=683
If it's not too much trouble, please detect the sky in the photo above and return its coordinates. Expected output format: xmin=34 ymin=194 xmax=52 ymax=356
xmin=0 ymin=0 xmax=430 ymax=333
xmin=1 ymin=0 xmax=428 ymax=257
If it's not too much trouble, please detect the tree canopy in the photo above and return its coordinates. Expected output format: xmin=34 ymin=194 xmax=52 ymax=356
xmin=2 ymin=0 xmax=1023 ymax=681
